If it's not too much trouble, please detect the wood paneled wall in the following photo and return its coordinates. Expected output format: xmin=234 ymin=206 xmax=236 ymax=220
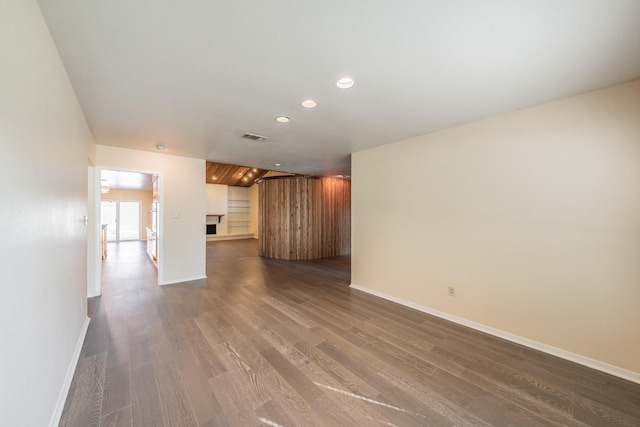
xmin=258 ymin=176 xmax=351 ymax=260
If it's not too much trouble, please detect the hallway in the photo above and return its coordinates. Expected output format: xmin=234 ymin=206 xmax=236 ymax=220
xmin=60 ymin=240 xmax=640 ymax=426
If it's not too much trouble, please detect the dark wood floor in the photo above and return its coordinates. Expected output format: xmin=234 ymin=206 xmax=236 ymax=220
xmin=60 ymin=239 xmax=640 ymax=426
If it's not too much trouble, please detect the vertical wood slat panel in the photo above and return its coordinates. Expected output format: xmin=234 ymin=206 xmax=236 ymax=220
xmin=258 ymin=177 xmax=350 ymax=260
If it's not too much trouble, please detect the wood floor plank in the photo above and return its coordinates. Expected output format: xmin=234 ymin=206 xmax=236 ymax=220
xmin=193 ymin=312 xmax=230 ymax=348
xmin=208 ymin=371 xmax=260 ymax=426
xmin=459 ymin=369 xmax=585 ymax=426
xmin=127 ymin=333 xmax=151 ymax=370
xmin=214 ymin=328 xmax=272 ymax=375
xmin=260 ymin=346 xmax=323 ymax=404
xmin=100 ymin=405 xmax=132 ymax=427
xmin=259 ymin=303 xmax=326 ymax=346
xmin=572 ymin=400 xmax=640 ymax=427
xmin=362 ymin=336 xmax=438 ymax=377
xmin=254 ymin=399 xmax=297 ymax=427
xmin=125 ymin=313 xmax=147 ymax=342
xmin=106 ymin=337 xmax=130 ymax=369
xmin=309 ymin=393 xmax=362 ymax=426
xmin=522 ymin=357 xmax=640 ymax=418
xmin=308 ymin=384 xmax=394 ymax=427
xmin=181 ymin=365 xmax=225 ymax=425
xmin=431 ymin=341 xmax=587 ymax=424
xmin=61 ymin=353 xmax=106 ymax=427
xmin=59 ymin=240 xmax=640 ymax=427
xmin=145 ymin=318 xmax=168 ymax=347
xmin=83 ymin=321 xmax=110 ymax=358
xmin=298 ymin=361 xmax=395 ymax=426
xmin=365 ymin=327 xmax=465 ymax=377
xmin=314 ymin=340 xmax=447 ymax=426
xmin=257 ymin=367 xmax=326 ymax=427
xmin=149 ymin=342 xmax=198 ymax=427
xmin=130 ymin=363 xmax=165 ymax=427
xmin=259 ymin=293 xmax=319 ymax=329
xmin=294 ymin=340 xmax=380 ymax=399
xmin=234 ymin=303 xmax=311 ymax=367
xmin=164 ymin=328 xmax=201 ymax=373
xmin=184 ymin=326 xmax=227 ymax=378
xmin=293 ymin=301 xmax=369 ymax=348
xmin=370 ymin=391 xmax=451 ymax=427
xmin=101 ymin=362 xmax=130 ymax=418
xmin=377 ymin=365 xmax=492 ymax=426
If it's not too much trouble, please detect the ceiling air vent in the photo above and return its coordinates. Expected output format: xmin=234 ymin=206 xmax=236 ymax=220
xmin=242 ymin=132 xmax=269 ymax=142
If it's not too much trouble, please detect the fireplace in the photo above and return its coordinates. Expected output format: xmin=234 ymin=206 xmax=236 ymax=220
xmin=206 ymin=224 xmax=216 ymax=235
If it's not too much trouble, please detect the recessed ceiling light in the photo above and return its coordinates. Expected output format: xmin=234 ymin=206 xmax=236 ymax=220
xmin=302 ymin=99 xmax=317 ymax=108
xmin=211 ymin=176 xmax=218 ymax=180
xmin=155 ymin=144 xmax=166 ymax=151
xmin=276 ymin=116 xmax=290 ymax=123
xmin=336 ymin=77 xmax=355 ymax=89
xmin=274 ymin=163 xmax=281 ymax=167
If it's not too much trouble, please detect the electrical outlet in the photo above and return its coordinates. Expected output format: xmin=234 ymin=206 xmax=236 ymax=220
xmin=448 ymin=287 xmax=456 ymax=297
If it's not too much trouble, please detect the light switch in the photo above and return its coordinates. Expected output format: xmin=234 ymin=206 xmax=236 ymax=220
xmin=172 ymin=211 xmax=180 ymax=219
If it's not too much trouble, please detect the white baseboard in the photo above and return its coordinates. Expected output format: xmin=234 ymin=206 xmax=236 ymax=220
xmin=349 ymin=283 xmax=640 ymax=385
xmin=161 ymin=275 xmax=208 ymax=286
xmin=206 ymin=233 xmax=256 ymax=241
xmin=49 ymin=316 xmax=91 ymax=427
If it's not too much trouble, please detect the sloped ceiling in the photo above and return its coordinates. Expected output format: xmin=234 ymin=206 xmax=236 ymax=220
xmin=205 ymin=162 xmax=270 ymax=187
xmin=37 ymin=1 xmax=640 ymax=176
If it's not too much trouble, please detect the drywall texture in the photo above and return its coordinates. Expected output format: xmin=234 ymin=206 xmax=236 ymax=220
xmin=352 ymin=80 xmax=640 ymax=374
xmin=259 ymin=177 xmax=351 ymax=259
xmin=0 ymin=1 xmax=94 ymax=425
xmin=96 ymin=145 xmax=206 ymax=285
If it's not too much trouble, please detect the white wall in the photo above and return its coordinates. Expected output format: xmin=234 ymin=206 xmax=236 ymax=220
xmin=206 ymin=183 xmax=229 ymax=234
xmin=352 ymin=80 xmax=640 ymax=377
xmin=96 ymin=145 xmax=206 ymax=285
xmin=0 ymin=1 xmax=94 ymax=425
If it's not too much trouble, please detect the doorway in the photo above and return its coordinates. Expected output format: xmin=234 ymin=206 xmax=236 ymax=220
xmin=101 ymin=200 xmax=141 ymax=241
xmin=91 ymin=168 xmax=160 ymax=296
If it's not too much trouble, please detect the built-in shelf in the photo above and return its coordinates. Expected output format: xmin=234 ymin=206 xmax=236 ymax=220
xmin=206 ymin=214 xmax=225 ymax=223
xmin=228 ymin=198 xmax=250 ymax=233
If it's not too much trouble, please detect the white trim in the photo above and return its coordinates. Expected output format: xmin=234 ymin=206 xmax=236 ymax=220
xmin=206 ymin=233 xmax=256 ymax=241
xmin=161 ymin=275 xmax=208 ymax=286
xmin=349 ymin=283 xmax=640 ymax=385
xmin=49 ymin=316 xmax=91 ymax=427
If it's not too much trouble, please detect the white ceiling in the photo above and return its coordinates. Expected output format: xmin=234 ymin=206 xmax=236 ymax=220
xmin=38 ymin=1 xmax=640 ymax=176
